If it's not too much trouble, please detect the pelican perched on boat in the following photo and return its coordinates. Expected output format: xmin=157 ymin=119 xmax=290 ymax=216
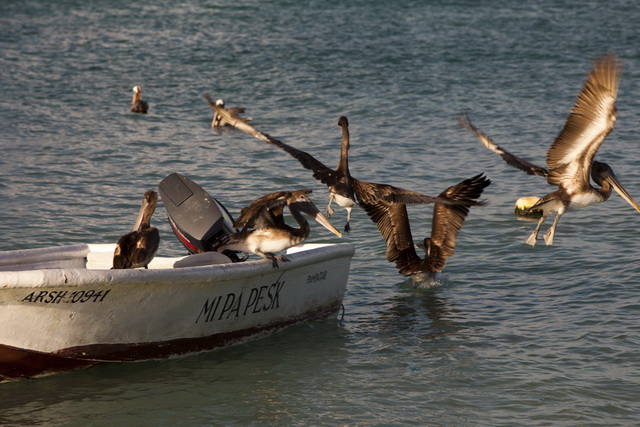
xmin=218 ymin=189 xmax=342 ymax=268
xmin=130 ymin=85 xmax=149 ymax=114
xmin=211 ymin=98 xmax=252 ymax=128
xmin=460 ymin=53 xmax=640 ymax=246
xmin=205 ymin=95 xmax=467 ymax=233
xmin=113 ymin=190 xmax=160 ymax=269
xmin=361 ymin=174 xmax=490 ymax=279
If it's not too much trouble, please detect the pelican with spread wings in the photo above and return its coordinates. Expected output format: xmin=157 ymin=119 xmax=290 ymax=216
xmin=460 ymin=53 xmax=640 ymax=246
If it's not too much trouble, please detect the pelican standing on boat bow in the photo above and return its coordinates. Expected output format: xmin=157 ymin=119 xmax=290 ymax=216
xmin=361 ymin=173 xmax=490 ymax=279
xmin=218 ymin=189 xmax=342 ymax=268
xmin=205 ymin=94 xmax=466 ymax=232
xmin=130 ymin=85 xmax=149 ymax=114
xmin=460 ymin=53 xmax=640 ymax=246
xmin=112 ymin=190 xmax=160 ymax=269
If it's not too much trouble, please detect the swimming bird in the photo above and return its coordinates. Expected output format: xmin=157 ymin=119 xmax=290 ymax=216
xmin=113 ymin=190 xmax=160 ymax=269
xmin=211 ymin=98 xmax=252 ymax=128
xmin=130 ymin=85 xmax=149 ymax=114
xmin=218 ymin=189 xmax=342 ymax=268
xmin=205 ymin=94 xmax=467 ymax=232
xmin=361 ymin=173 xmax=490 ymax=279
xmin=460 ymin=53 xmax=640 ymax=246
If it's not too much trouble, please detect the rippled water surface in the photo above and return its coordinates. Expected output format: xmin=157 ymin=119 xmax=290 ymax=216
xmin=2 ymin=0 xmax=640 ymax=425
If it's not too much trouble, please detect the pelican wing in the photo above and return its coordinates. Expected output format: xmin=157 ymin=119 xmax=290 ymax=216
xmin=227 ymin=106 xmax=246 ymax=116
xmin=360 ymin=201 xmax=423 ymax=274
xmin=546 ymin=53 xmax=621 ymax=189
xmin=112 ymin=228 xmax=160 ymax=269
xmin=428 ymin=173 xmax=491 ymax=268
xmin=459 ymin=115 xmax=548 ymax=177
xmin=205 ymin=95 xmax=341 ymax=187
xmin=233 ymin=191 xmax=291 ymax=229
xmin=352 ymin=178 xmax=481 ymax=207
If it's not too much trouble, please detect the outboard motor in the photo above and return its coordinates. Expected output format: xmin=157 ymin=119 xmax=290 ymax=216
xmin=158 ymin=173 xmax=243 ymax=261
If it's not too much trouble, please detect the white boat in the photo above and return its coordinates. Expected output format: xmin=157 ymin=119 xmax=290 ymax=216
xmin=0 ymin=241 xmax=354 ymax=381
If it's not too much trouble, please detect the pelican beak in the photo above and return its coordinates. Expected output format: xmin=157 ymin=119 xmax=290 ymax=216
xmin=604 ymin=171 xmax=640 ymax=213
xmin=297 ymin=201 xmax=343 ymax=238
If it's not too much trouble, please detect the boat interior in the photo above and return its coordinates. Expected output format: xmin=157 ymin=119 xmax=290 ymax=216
xmin=0 ymin=243 xmax=233 ymax=272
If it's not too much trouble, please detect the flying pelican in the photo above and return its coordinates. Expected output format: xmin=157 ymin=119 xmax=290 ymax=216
xmin=460 ymin=53 xmax=640 ymax=246
xmin=211 ymin=99 xmax=252 ymax=128
xmin=130 ymin=85 xmax=149 ymax=114
xmin=205 ymin=94 xmax=468 ymax=232
xmin=361 ymin=173 xmax=490 ymax=279
xmin=113 ymin=190 xmax=160 ymax=269
xmin=218 ymin=189 xmax=342 ymax=268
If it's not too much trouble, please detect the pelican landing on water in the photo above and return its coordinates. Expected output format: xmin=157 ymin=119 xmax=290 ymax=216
xmin=204 ymin=94 xmax=469 ymax=233
xmin=460 ymin=53 xmax=640 ymax=247
xmin=113 ymin=190 xmax=160 ymax=269
xmin=218 ymin=189 xmax=342 ymax=268
xmin=130 ymin=85 xmax=149 ymax=114
xmin=361 ymin=173 xmax=490 ymax=280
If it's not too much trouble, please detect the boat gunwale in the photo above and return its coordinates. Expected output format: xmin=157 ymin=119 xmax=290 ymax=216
xmin=0 ymin=242 xmax=355 ymax=289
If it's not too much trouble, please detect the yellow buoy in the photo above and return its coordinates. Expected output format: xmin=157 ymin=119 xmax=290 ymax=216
xmin=514 ymin=196 xmax=543 ymax=219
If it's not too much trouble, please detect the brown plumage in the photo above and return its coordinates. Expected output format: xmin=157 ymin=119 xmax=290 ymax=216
xmin=205 ymin=94 xmax=469 ymax=232
xmin=461 ymin=53 xmax=640 ymax=246
xmin=130 ymin=85 xmax=149 ymax=114
xmin=361 ymin=174 xmax=490 ymax=277
xmin=211 ymin=98 xmax=252 ymax=128
xmin=219 ymin=189 xmax=342 ymax=268
xmin=112 ymin=190 xmax=160 ymax=269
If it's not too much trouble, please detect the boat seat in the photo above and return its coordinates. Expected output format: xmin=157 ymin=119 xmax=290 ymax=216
xmin=85 ymin=244 xmax=232 ymax=269
xmin=172 ymin=252 xmax=232 ymax=268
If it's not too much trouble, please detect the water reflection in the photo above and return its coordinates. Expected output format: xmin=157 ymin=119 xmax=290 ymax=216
xmin=0 ymin=320 xmax=351 ymax=425
xmin=376 ymin=278 xmax=465 ymax=343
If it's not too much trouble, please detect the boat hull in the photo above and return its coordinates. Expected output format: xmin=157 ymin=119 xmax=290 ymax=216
xmin=0 ymin=243 xmax=354 ymax=381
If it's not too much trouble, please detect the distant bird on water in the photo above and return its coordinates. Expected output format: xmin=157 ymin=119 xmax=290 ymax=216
xmin=211 ymin=98 xmax=252 ymax=128
xmin=361 ymin=173 xmax=490 ymax=280
xmin=130 ymin=85 xmax=149 ymax=114
xmin=460 ymin=53 xmax=640 ymax=246
xmin=112 ymin=190 xmax=160 ymax=269
xmin=218 ymin=189 xmax=342 ymax=268
xmin=205 ymin=94 xmax=470 ymax=233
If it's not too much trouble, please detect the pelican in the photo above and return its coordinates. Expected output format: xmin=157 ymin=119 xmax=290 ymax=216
xmin=205 ymin=94 xmax=468 ymax=232
xmin=361 ymin=173 xmax=490 ymax=279
xmin=460 ymin=53 xmax=640 ymax=246
xmin=130 ymin=85 xmax=149 ymax=114
xmin=218 ymin=189 xmax=342 ymax=268
xmin=113 ymin=190 xmax=160 ymax=269
xmin=211 ymin=99 xmax=252 ymax=128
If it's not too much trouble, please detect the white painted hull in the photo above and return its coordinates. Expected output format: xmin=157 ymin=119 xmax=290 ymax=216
xmin=0 ymin=242 xmax=354 ymax=381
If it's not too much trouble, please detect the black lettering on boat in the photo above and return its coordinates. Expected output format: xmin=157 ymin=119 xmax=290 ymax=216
xmin=266 ymin=280 xmax=284 ymax=311
xmin=32 ymin=291 xmax=48 ymax=303
xmin=252 ymin=285 xmax=268 ymax=314
xmin=306 ymin=270 xmax=327 ymax=284
xmin=21 ymin=289 xmax=110 ymax=304
xmin=243 ymin=287 xmax=260 ymax=316
xmin=70 ymin=291 xmax=85 ymax=303
xmin=53 ymin=290 xmax=68 ymax=303
xmin=218 ymin=293 xmax=242 ymax=320
xmin=196 ymin=295 xmax=221 ymax=323
xmin=91 ymin=289 xmax=110 ymax=302
xmin=45 ymin=290 xmax=68 ymax=304
xmin=198 ymin=273 xmax=287 ymax=323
